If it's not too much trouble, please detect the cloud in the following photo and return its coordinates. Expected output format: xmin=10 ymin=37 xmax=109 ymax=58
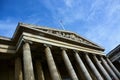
xmin=83 ymin=0 xmax=120 ymax=53
xmin=37 ymin=0 xmax=120 ymax=53
xmin=84 ymin=24 xmax=120 ymax=53
xmin=41 ymin=0 xmax=120 ymax=53
xmin=1 ymin=0 xmax=120 ymax=54
xmin=64 ymin=0 xmax=73 ymax=8
xmin=41 ymin=0 xmax=88 ymax=26
xmin=0 ymin=18 xmax=17 ymax=38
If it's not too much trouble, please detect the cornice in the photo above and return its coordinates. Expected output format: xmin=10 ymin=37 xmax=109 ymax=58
xmin=17 ymin=22 xmax=104 ymax=51
xmin=0 ymin=22 xmax=105 ymax=54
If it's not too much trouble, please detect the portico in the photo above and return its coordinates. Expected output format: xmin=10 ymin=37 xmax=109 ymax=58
xmin=0 ymin=23 xmax=119 ymax=80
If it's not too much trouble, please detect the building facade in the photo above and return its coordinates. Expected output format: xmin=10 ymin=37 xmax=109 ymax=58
xmin=107 ymin=44 xmax=120 ymax=72
xmin=0 ymin=23 xmax=120 ymax=80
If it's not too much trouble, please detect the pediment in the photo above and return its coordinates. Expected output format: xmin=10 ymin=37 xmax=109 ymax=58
xmin=19 ymin=23 xmax=104 ymax=50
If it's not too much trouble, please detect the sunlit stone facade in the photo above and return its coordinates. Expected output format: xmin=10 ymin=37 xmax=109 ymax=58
xmin=0 ymin=23 xmax=120 ymax=80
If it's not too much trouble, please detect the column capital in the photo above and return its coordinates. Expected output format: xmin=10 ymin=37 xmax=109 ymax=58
xmin=83 ymin=52 xmax=89 ymax=55
xmin=92 ymin=54 xmax=97 ymax=57
xmin=60 ymin=47 xmax=67 ymax=50
xmin=84 ymin=53 xmax=89 ymax=56
xmin=44 ymin=44 xmax=52 ymax=48
xmin=73 ymin=50 xmax=79 ymax=53
xmin=23 ymin=39 xmax=33 ymax=44
xmin=99 ymin=55 xmax=105 ymax=58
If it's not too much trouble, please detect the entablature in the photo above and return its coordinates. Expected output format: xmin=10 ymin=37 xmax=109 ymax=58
xmin=0 ymin=23 xmax=105 ymax=56
xmin=22 ymin=32 xmax=105 ymax=55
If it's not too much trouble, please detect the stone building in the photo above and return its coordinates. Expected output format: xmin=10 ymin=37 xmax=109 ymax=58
xmin=107 ymin=44 xmax=120 ymax=72
xmin=0 ymin=23 xmax=120 ymax=80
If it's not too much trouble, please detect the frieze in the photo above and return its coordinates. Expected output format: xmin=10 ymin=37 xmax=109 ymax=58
xmin=18 ymin=23 xmax=103 ymax=50
xmin=35 ymin=28 xmax=99 ymax=48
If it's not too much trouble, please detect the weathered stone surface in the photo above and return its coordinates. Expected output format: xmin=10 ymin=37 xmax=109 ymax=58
xmin=0 ymin=22 xmax=119 ymax=80
xmin=62 ymin=49 xmax=78 ymax=80
xmin=74 ymin=52 xmax=92 ymax=80
xmin=23 ymin=42 xmax=35 ymax=80
xmin=15 ymin=57 xmax=23 ymax=80
xmin=45 ymin=46 xmax=61 ymax=80
xmin=85 ymin=54 xmax=103 ymax=80
xmin=100 ymin=57 xmax=119 ymax=80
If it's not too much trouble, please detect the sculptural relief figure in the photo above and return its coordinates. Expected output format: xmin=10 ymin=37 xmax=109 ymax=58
xmin=39 ymin=29 xmax=98 ymax=48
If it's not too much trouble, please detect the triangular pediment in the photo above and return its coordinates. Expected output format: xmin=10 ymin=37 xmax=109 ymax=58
xmin=19 ymin=23 xmax=104 ymax=50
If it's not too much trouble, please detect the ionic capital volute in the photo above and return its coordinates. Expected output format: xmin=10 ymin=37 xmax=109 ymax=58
xmin=73 ymin=50 xmax=79 ymax=53
xmin=60 ymin=47 xmax=67 ymax=51
xmin=44 ymin=44 xmax=52 ymax=48
xmin=23 ymin=39 xmax=33 ymax=44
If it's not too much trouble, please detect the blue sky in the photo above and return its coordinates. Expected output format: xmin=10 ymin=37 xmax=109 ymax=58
xmin=0 ymin=0 xmax=120 ymax=54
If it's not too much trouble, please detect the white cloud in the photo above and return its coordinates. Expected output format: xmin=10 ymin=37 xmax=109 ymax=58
xmin=0 ymin=18 xmax=17 ymax=38
xmin=84 ymin=0 xmax=120 ymax=53
xmin=84 ymin=24 xmax=120 ymax=53
xmin=64 ymin=0 xmax=73 ymax=8
xmin=1 ymin=0 xmax=120 ymax=54
xmin=41 ymin=0 xmax=86 ymax=25
xmin=41 ymin=0 xmax=120 ymax=53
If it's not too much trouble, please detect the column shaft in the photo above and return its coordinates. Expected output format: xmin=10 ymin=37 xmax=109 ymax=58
xmin=93 ymin=55 xmax=112 ymax=80
xmin=23 ymin=43 xmax=35 ymax=80
xmin=45 ymin=46 xmax=60 ymax=80
xmin=35 ymin=60 xmax=45 ymax=80
xmin=106 ymin=58 xmax=120 ymax=78
xmin=85 ymin=54 xmax=103 ymax=80
xmin=15 ymin=57 xmax=23 ymax=80
xmin=74 ymin=52 xmax=92 ymax=80
xmin=100 ymin=57 xmax=119 ymax=80
xmin=62 ymin=49 xmax=78 ymax=80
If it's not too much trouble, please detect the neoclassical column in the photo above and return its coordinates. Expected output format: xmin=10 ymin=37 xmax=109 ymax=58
xmin=61 ymin=49 xmax=78 ymax=80
xmin=74 ymin=51 xmax=92 ymax=80
xmin=100 ymin=56 xmax=119 ymax=80
xmin=93 ymin=55 xmax=112 ymax=80
xmin=44 ymin=44 xmax=61 ymax=80
xmin=15 ymin=57 xmax=23 ymax=80
xmin=23 ymin=42 xmax=35 ymax=80
xmin=35 ymin=60 xmax=45 ymax=80
xmin=106 ymin=58 xmax=120 ymax=78
xmin=85 ymin=54 xmax=103 ymax=80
